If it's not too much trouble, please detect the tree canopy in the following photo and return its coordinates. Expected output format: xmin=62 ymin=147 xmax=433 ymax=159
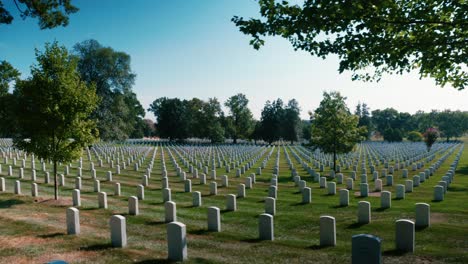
xmin=233 ymin=0 xmax=467 ymax=90
xmin=0 ymin=0 xmax=78 ymax=29
xmin=258 ymin=98 xmax=302 ymax=144
xmin=73 ymin=39 xmax=144 ymax=141
xmin=12 ymin=41 xmax=98 ymax=199
xmin=310 ymin=91 xmax=364 ymax=171
xmin=224 ymin=93 xmax=254 ymax=143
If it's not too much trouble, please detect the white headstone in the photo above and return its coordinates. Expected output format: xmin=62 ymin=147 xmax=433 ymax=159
xmin=110 ymin=215 xmax=127 ymax=248
xmin=67 ymin=207 xmax=80 ymax=235
xmin=358 ymin=201 xmax=371 ymax=224
xmin=259 ymin=213 xmax=274 ymax=241
xmin=129 ymin=196 xmax=139 ymax=215
xmin=207 ymin=206 xmax=221 ymax=232
xmin=320 ymin=216 xmax=336 ymax=247
xmin=165 ymin=201 xmax=177 ymax=223
xmin=395 ymin=219 xmax=415 ymax=252
xmin=167 ymin=222 xmax=187 ymax=261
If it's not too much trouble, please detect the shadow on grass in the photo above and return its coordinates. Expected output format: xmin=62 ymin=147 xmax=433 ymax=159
xmin=240 ymin=238 xmax=262 ymax=243
xmin=347 ymin=222 xmax=367 ymax=229
xmin=431 ymin=200 xmax=443 ymax=203
xmin=307 ymin=244 xmax=330 ymax=250
xmin=80 ymin=243 xmax=113 ymax=251
xmin=375 ymin=207 xmax=390 ymax=212
xmin=415 ymin=225 xmax=429 ymax=231
xmin=331 ymin=205 xmax=348 ymax=209
xmin=188 ymin=229 xmax=210 ymax=235
xmin=38 ymin=232 xmax=64 ymax=238
xmin=455 ymin=166 xmax=468 ymax=175
xmin=0 ymin=199 xmax=25 ymax=208
xmin=148 ymin=202 xmax=165 ymax=205
xmin=80 ymin=207 xmax=99 ymax=211
xmin=134 ymin=259 xmax=171 ymax=264
xmin=321 ymin=193 xmax=336 ymax=197
xmin=383 ymin=249 xmax=407 ymax=256
xmin=290 ymin=202 xmax=308 ymax=206
xmin=448 ymin=186 xmax=468 ymax=192
xmin=145 ymin=220 xmax=166 ymax=226
xmin=137 ymin=257 xmax=214 ymax=263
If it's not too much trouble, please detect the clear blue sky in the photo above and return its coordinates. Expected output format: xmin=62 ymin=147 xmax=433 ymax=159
xmin=1 ymin=0 xmax=467 ymax=120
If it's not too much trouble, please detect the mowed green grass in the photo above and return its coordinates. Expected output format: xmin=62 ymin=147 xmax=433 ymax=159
xmin=0 ymin=140 xmax=467 ymax=264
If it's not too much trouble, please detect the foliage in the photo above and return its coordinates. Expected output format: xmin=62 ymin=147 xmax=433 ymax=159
xmin=407 ymin=131 xmax=423 ymax=142
xmin=301 ymin=120 xmax=311 ymax=142
xmin=148 ymin=97 xmax=225 ymax=143
xmin=249 ymin=120 xmax=263 ymax=144
xmin=12 ymin=42 xmax=98 ymax=199
xmin=436 ymin=110 xmax=466 ymax=141
xmin=148 ymin=97 xmax=189 ymax=141
xmin=142 ymin=119 xmax=156 ymax=137
xmin=282 ymin=99 xmax=302 ymax=143
xmin=371 ymin=108 xmax=412 ymax=142
xmin=73 ymin=39 xmax=144 ymax=141
xmin=424 ymin=127 xmax=439 ymax=151
xmin=383 ymin=127 xmax=403 ymax=142
xmin=310 ymin=91 xmax=364 ymax=171
xmin=355 ymin=102 xmax=372 ymax=139
xmin=0 ymin=61 xmax=20 ymax=137
xmin=257 ymin=98 xmax=302 ymax=144
xmin=259 ymin=99 xmax=284 ymax=144
xmin=224 ymin=93 xmax=254 ymax=143
xmin=0 ymin=60 xmax=20 ymax=95
xmin=0 ymin=0 xmax=78 ymax=29
xmin=233 ymin=0 xmax=467 ymax=90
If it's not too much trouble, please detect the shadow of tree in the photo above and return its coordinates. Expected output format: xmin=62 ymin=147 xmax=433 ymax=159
xmin=0 ymin=199 xmax=25 ymax=208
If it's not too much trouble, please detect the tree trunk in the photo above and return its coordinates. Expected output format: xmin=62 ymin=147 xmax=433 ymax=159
xmin=446 ymin=136 xmax=449 ymax=142
xmin=333 ymin=150 xmax=336 ymax=173
xmin=233 ymin=137 xmax=237 ymax=144
xmin=54 ymin=160 xmax=58 ymax=200
xmin=291 ymin=140 xmax=293 ymax=145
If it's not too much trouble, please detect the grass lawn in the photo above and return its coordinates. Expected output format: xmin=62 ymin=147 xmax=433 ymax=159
xmin=0 ymin=139 xmax=467 ymax=264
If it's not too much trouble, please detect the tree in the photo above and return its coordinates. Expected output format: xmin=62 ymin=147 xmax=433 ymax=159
xmin=0 ymin=0 xmax=78 ymax=29
xmin=233 ymin=0 xmax=467 ymax=90
xmin=202 ymin=98 xmax=225 ymax=143
xmin=371 ymin=108 xmax=410 ymax=142
xmin=142 ymin=119 xmax=156 ymax=137
xmin=424 ymin=127 xmax=439 ymax=152
xmin=301 ymin=120 xmax=311 ymax=142
xmin=310 ymin=91 xmax=364 ymax=172
xmin=73 ymin=39 xmax=143 ymax=141
xmin=0 ymin=60 xmax=19 ymax=95
xmin=436 ymin=110 xmax=466 ymax=141
xmin=282 ymin=99 xmax=301 ymax=144
xmin=355 ymin=102 xmax=372 ymax=139
xmin=12 ymin=42 xmax=98 ymax=200
xmin=407 ymin=131 xmax=423 ymax=142
xmin=0 ymin=61 xmax=20 ymax=137
xmin=224 ymin=94 xmax=253 ymax=143
xmin=148 ymin=97 xmax=190 ymax=141
xmin=249 ymin=120 xmax=263 ymax=144
xmin=259 ymin=99 xmax=284 ymax=144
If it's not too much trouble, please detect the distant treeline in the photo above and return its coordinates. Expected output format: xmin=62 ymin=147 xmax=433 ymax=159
xmin=147 ymin=95 xmax=302 ymax=144
xmin=356 ymin=105 xmax=468 ymax=142
xmin=147 ymin=98 xmax=468 ymax=144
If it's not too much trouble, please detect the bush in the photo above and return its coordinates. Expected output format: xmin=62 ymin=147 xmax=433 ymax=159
xmin=407 ymin=131 xmax=423 ymax=142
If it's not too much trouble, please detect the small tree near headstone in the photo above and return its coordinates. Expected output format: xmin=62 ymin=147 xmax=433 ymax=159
xmin=12 ymin=42 xmax=98 ymax=200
